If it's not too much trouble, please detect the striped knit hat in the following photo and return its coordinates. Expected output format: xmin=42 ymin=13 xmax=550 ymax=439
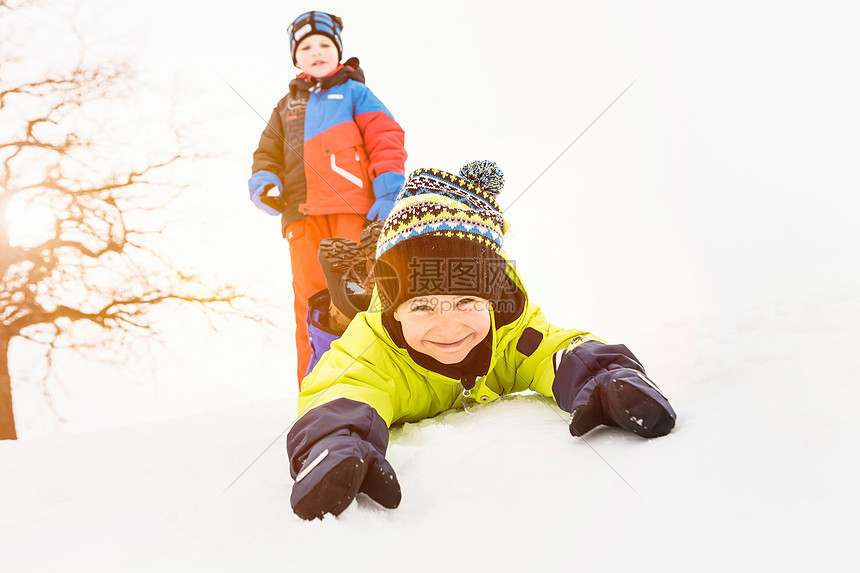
xmin=374 ymin=160 xmax=510 ymax=313
xmin=288 ymin=11 xmax=344 ymax=66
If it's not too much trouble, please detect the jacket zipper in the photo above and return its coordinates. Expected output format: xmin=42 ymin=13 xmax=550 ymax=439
xmin=460 ymin=376 xmax=479 ymax=414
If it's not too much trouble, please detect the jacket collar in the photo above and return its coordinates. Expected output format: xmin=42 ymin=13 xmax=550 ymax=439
xmin=290 ymin=56 xmax=365 ymax=96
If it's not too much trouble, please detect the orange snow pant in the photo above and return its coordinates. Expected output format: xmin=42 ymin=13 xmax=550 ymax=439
xmin=285 ymin=213 xmax=366 ymax=389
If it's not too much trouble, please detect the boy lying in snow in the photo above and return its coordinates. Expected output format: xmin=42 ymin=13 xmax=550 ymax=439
xmin=287 ymin=160 xmax=677 ymax=520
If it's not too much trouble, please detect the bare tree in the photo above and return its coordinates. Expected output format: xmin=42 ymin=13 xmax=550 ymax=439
xmin=0 ymin=1 xmax=264 ymax=439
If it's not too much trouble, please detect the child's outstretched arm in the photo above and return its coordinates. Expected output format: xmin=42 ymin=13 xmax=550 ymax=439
xmin=514 ymin=312 xmax=677 ymax=439
xmin=551 ymin=338 xmax=677 ymax=438
xmin=287 ymin=324 xmax=405 ymax=520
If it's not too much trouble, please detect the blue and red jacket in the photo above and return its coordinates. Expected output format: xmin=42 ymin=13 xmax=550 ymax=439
xmin=252 ymin=57 xmax=407 ymax=231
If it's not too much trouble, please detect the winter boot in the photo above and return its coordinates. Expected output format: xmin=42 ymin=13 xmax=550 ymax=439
xmin=359 ymin=219 xmax=385 ymax=268
xmin=318 ymin=237 xmax=372 ymax=320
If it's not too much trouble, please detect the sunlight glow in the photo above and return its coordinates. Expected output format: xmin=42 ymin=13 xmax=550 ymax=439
xmin=4 ymin=200 xmax=57 ymax=247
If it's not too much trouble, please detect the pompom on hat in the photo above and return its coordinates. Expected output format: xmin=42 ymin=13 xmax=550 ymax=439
xmin=288 ymin=11 xmax=344 ymax=66
xmin=373 ymin=160 xmax=511 ymax=313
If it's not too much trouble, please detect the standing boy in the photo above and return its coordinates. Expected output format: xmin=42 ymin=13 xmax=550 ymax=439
xmin=248 ymin=11 xmax=407 ymax=386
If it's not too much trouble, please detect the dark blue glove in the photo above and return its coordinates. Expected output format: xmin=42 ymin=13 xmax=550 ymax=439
xmin=287 ymin=398 xmax=401 ymax=520
xmin=248 ymin=170 xmax=283 ymax=216
xmin=553 ymin=340 xmax=677 ymax=438
xmin=366 ymin=172 xmax=405 ymax=221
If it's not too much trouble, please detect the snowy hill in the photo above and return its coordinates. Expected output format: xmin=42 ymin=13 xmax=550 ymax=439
xmin=3 ymin=287 xmax=858 ymax=572
xmin=4 ymin=0 xmax=860 ymax=571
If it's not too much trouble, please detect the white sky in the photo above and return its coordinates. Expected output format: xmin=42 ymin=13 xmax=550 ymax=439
xmin=7 ymin=0 xmax=860 ymax=435
xmin=126 ymin=0 xmax=860 ymax=322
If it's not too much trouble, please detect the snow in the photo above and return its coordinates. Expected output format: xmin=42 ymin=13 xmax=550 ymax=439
xmin=3 ymin=290 xmax=859 ymax=571
xmin=4 ymin=0 xmax=860 ymax=571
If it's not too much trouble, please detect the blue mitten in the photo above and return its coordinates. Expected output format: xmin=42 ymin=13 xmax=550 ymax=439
xmin=287 ymin=398 xmax=401 ymax=520
xmin=248 ymin=170 xmax=283 ymax=215
xmin=553 ymin=340 xmax=677 ymax=438
xmin=366 ymin=172 xmax=405 ymax=220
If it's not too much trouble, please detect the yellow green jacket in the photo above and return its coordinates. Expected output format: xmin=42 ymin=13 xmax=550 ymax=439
xmin=297 ymin=257 xmax=600 ymax=426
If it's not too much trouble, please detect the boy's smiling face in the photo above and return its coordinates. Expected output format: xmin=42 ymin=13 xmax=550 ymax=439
xmin=393 ymin=295 xmax=492 ymax=364
xmin=295 ymin=33 xmax=339 ymax=77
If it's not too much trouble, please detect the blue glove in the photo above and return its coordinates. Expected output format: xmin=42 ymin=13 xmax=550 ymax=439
xmin=248 ymin=170 xmax=283 ymax=216
xmin=366 ymin=172 xmax=405 ymax=221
